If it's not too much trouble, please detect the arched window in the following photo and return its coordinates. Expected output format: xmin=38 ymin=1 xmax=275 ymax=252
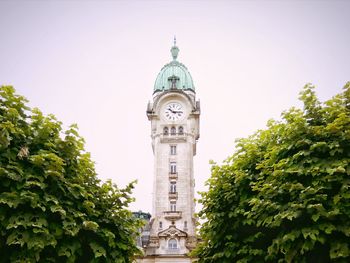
xmin=184 ymin=221 xmax=187 ymax=228
xmin=170 ymin=182 xmax=176 ymax=193
xmin=168 ymin=238 xmax=178 ymax=249
xmin=178 ymin=126 xmax=184 ymax=135
xmin=170 ymin=203 xmax=176 ymax=211
xmin=170 ymin=126 xmax=176 ymax=135
xmin=163 ymin=127 xmax=169 ymax=135
xmin=159 ymin=221 xmax=162 ymax=229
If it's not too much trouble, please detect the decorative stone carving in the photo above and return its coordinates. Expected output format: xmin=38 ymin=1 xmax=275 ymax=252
xmin=185 ymin=236 xmax=197 ymax=250
xmin=163 ymin=211 xmax=182 ymax=221
xmin=147 ymin=236 xmax=160 ymax=248
xmin=158 ymin=224 xmax=187 ymax=238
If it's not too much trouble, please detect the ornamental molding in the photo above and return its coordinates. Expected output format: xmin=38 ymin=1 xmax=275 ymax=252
xmin=158 ymin=224 xmax=187 ymax=238
xmin=147 ymin=236 xmax=160 ymax=248
xmin=152 ymin=90 xmax=196 ymax=112
xmin=185 ymin=236 xmax=198 ymax=250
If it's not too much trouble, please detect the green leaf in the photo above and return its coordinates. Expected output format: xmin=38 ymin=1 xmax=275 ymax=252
xmin=89 ymin=242 xmax=106 ymax=258
xmin=193 ymin=83 xmax=350 ymax=262
xmin=311 ymin=214 xmax=320 ymax=222
xmin=330 ymin=242 xmax=350 ymax=259
xmin=0 ymin=192 xmax=21 ymax=208
xmin=83 ymin=221 xmax=99 ymax=231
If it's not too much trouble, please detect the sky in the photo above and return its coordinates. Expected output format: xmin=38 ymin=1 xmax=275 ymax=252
xmin=0 ymin=0 xmax=349 ymax=213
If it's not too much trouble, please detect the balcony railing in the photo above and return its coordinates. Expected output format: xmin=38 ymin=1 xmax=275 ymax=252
xmin=163 ymin=211 xmax=182 ymax=220
xmin=160 ymin=134 xmax=187 ymax=143
xmin=168 ymin=192 xmax=178 ymax=200
xmin=163 ymin=132 xmax=185 ymax=136
xmin=165 ymin=248 xmax=180 ymax=254
xmin=169 ymin=173 xmax=178 ymax=179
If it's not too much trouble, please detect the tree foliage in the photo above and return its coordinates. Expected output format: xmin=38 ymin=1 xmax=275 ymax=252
xmin=194 ymin=83 xmax=350 ymax=263
xmin=0 ymin=86 xmax=141 ymax=262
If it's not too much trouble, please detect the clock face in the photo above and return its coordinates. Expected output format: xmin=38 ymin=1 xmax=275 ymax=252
xmin=164 ymin=102 xmax=184 ymax=121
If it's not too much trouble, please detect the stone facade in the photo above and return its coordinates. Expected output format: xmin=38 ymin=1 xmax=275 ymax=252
xmin=144 ymin=90 xmax=200 ymax=255
xmin=137 ymin=42 xmax=200 ymax=263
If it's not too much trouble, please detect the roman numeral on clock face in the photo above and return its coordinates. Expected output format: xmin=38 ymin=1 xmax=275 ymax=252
xmin=164 ymin=102 xmax=184 ymax=121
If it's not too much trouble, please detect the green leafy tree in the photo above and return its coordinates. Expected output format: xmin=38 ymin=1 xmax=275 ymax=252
xmin=0 ymin=86 xmax=142 ymax=262
xmin=194 ymin=83 xmax=350 ymax=263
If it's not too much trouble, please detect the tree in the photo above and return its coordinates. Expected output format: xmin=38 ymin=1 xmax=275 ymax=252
xmin=0 ymin=86 xmax=142 ymax=262
xmin=194 ymin=83 xmax=350 ymax=263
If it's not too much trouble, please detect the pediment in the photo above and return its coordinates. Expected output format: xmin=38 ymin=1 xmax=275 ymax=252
xmin=158 ymin=224 xmax=187 ymax=238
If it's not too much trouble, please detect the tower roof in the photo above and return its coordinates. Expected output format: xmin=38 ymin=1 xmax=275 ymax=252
xmin=153 ymin=40 xmax=195 ymax=94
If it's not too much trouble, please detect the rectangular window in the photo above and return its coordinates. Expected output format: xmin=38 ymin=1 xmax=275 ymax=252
xmin=170 ymin=162 xmax=176 ymax=174
xmin=170 ymin=182 xmax=176 ymax=193
xmin=170 ymin=145 xmax=176 ymax=155
xmin=170 ymin=203 xmax=176 ymax=212
xmin=168 ymin=239 xmax=178 ymax=249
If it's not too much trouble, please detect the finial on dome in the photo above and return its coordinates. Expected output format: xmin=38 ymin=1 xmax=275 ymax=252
xmin=171 ymin=36 xmax=179 ymax=61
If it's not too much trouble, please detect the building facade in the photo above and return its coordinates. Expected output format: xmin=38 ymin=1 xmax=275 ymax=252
xmin=138 ymin=41 xmax=200 ymax=263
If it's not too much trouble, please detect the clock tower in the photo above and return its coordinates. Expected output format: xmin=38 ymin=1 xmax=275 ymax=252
xmin=141 ymin=40 xmax=200 ymax=262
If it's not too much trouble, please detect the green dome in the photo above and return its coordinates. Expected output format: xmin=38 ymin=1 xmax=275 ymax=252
xmin=153 ymin=44 xmax=195 ymax=94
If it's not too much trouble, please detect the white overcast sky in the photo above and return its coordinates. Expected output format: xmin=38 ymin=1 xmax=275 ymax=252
xmin=0 ymin=0 xmax=349 ymax=213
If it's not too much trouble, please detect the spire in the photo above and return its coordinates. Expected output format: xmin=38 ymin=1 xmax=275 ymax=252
xmin=171 ymin=36 xmax=179 ymax=61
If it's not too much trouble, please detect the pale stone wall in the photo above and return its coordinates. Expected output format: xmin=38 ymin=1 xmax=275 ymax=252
xmin=144 ymin=90 xmax=200 ymax=259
